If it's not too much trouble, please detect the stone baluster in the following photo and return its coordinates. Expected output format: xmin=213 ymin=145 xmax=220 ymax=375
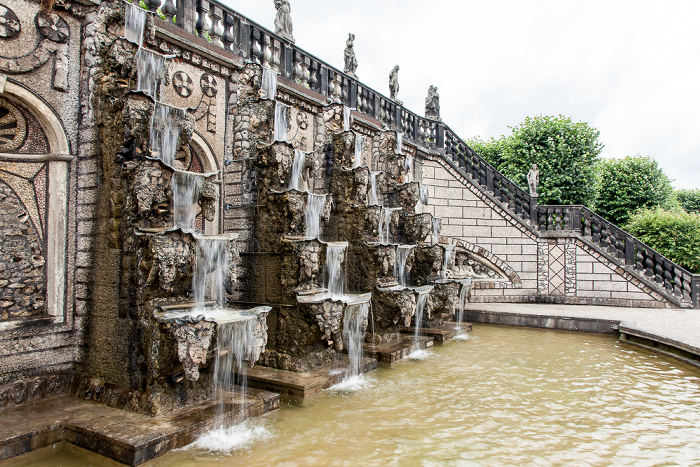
xmin=271 ymin=39 xmax=282 ymax=73
xmin=262 ymin=33 xmax=272 ymax=69
xmin=207 ymin=4 xmax=223 ymax=47
xmin=292 ymin=50 xmax=302 ymax=83
xmin=222 ymin=11 xmax=237 ymax=52
xmin=176 ymin=0 xmax=197 ymax=34
xmin=691 ymin=276 xmax=699 ymax=308
xmin=308 ymin=60 xmax=319 ymax=92
xmin=251 ymin=28 xmax=263 ymax=64
xmin=161 ymin=0 xmax=177 ymax=22
xmin=331 ymin=72 xmax=342 ymax=103
xmin=145 ymin=0 xmax=160 ymax=13
xmin=654 ymin=254 xmax=664 ymax=285
xmin=663 ymin=262 xmax=674 ymax=292
xmin=195 ymin=0 xmax=209 ymax=38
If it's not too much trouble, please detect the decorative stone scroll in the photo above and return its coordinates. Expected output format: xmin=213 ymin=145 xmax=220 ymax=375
xmin=193 ymin=73 xmax=217 ymax=132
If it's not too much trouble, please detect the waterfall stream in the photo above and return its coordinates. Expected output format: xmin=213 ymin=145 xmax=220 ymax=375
xmin=289 ymin=149 xmax=306 ymax=191
xmin=431 ymin=218 xmax=440 ymax=245
xmin=343 ymin=302 xmax=369 ymax=377
xmin=394 ymin=245 xmax=413 ymax=287
xmin=378 ymin=208 xmax=399 ymax=244
xmin=404 ymin=156 xmax=414 ymax=184
xmin=274 ymin=102 xmax=289 ymax=142
xmin=369 ymin=172 xmax=380 ymax=206
xmin=411 ymin=290 xmax=430 ymax=352
xmin=261 ymin=68 xmax=278 ymax=100
xmin=171 ymin=171 xmax=203 ymax=232
xmin=136 ymin=48 xmax=167 ymax=100
xmin=396 ymin=132 xmax=403 ymax=154
xmin=193 ymin=238 xmax=229 ymax=311
xmin=305 ymin=193 xmax=326 ymax=239
xmin=353 ymin=134 xmax=363 ymax=168
xmin=150 ymin=102 xmax=184 ymax=168
xmin=124 ymin=1 xmax=146 ymax=46
xmin=325 ymin=242 xmax=348 ymax=297
xmin=442 ymin=248 xmax=453 ymax=278
xmin=343 ymin=106 xmax=351 ymax=132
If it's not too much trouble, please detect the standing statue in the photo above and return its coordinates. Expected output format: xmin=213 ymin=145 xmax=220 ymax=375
xmin=389 ymin=65 xmax=401 ymax=104
xmin=274 ymin=0 xmax=294 ymax=43
xmin=527 ymin=163 xmax=540 ymax=197
xmin=425 ymin=85 xmax=440 ymax=120
xmin=344 ymin=33 xmax=358 ymax=78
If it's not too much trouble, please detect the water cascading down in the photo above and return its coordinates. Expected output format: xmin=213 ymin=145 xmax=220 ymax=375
xmin=289 ymin=149 xmax=306 ymax=191
xmin=171 ymin=171 xmax=203 ymax=232
xmin=343 ymin=106 xmax=351 ymax=132
xmin=353 ymin=134 xmax=363 ymax=168
xmin=261 ymin=67 xmax=278 ymax=100
xmin=135 ymin=48 xmax=167 ymax=99
xmin=274 ymin=102 xmax=289 ymax=142
xmin=395 ymin=245 xmax=413 ymax=287
xmin=124 ymin=1 xmax=146 ymax=46
xmin=150 ymin=102 xmax=184 ymax=168
xmin=404 ymin=156 xmax=414 ymax=184
xmin=396 ymin=132 xmax=403 ymax=154
xmin=456 ymin=283 xmax=468 ymax=332
xmin=305 ymin=193 xmax=326 ymax=238
xmin=411 ymin=290 xmax=430 ymax=352
xmin=369 ymin=172 xmax=381 ymax=206
xmin=343 ymin=302 xmax=369 ymax=377
xmin=378 ymin=207 xmax=399 ymax=244
xmin=442 ymin=248 xmax=453 ymax=278
xmin=431 ymin=218 xmax=440 ymax=245
xmin=192 ymin=238 xmax=229 ymax=311
xmin=419 ymin=186 xmax=429 ymax=205
xmin=325 ymin=242 xmax=348 ymax=297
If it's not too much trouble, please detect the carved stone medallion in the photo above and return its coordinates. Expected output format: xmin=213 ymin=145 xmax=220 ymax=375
xmin=0 ymin=98 xmax=27 ymax=151
xmin=35 ymin=12 xmax=69 ymax=43
xmin=0 ymin=4 xmax=20 ymax=39
xmin=200 ymin=73 xmax=217 ymax=97
xmin=172 ymin=71 xmax=193 ymax=98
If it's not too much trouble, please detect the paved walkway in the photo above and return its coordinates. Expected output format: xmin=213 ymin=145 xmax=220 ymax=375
xmin=464 ymin=303 xmax=700 ymax=355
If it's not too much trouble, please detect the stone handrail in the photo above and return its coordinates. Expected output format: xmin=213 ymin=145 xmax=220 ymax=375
xmin=147 ymin=0 xmax=699 ymax=308
xmin=537 ymin=205 xmax=700 ymax=307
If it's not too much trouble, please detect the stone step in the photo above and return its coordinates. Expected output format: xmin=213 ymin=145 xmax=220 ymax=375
xmin=400 ymin=322 xmax=472 ymax=343
xmin=362 ymin=335 xmax=433 ymax=364
xmin=0 ymin=388 xmax=280 ymax=466
xmin=244 ymin=354 xmax=377 ymax=400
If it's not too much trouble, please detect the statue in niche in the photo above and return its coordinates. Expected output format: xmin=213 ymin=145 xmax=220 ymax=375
xmin=527 ymin=163 xmax=539 ymax=197
xmin=273 ymin=0 xmax=294 ymax=43
xmin=425 ymin=85 xmax=440 ymax=120
xmin=389 ymin=65 xmax=402 ymax=104
xmin=344 ymin=33 xmax=358 ymax=78
xmin=452 ymin=252 xmax=494 ymax=279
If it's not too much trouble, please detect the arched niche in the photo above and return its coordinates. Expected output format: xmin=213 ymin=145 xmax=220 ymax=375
xmin=0 ymin=80 xmax=70 ymax=324
xmin=183 ymin=132 xmax=220 ymax=235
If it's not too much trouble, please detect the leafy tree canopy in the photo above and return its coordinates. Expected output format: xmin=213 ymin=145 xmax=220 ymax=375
xmin=467 ymin=115 xmax=603 ymax=206
xmin=675 ymin=188 xmax=700 ymax=214
xmin=594 ymin=155 xmax=674 ymax=226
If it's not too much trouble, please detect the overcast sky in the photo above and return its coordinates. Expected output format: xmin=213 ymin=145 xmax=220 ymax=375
xmin=226 ymin=1 xmax=700 ymax=189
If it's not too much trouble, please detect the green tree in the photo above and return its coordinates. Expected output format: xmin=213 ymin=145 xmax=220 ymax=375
xmin=675 ymin=188 xmax=700 ymax=214
xmin=465 ymin=136 xmax=507 ymax=170
xmin=626 ymin=208 xmax=700 ymax=273
xmin=594 ymin=155 xmax=674 ymax=226
xmin=471 ymin=115 xmax=603 ymax=206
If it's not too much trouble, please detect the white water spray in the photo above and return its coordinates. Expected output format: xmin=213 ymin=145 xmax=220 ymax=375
xmin=431 ymin=218 xmax=440 ymax=245
xmin=394 ymin=245 xmax=413 ymax=287
xmin=193 ymin=238 xmax=229 ymax=311
xmin=172 ymin=171 xmax=203 ymax=232
xmin=353 ymin=134 xmax=363 ymax=168
xmin=136 ymin=48 xmax=166 ymax=100
xmin=305 ymin=193 xmax=326 ymax=238
xmin=369 ymin=172 xmax=380 ymax=206
xmin=378 ymin=208 xmax=399 ymax=244
xmin=343 ymin=106 xmax=351 ymax=132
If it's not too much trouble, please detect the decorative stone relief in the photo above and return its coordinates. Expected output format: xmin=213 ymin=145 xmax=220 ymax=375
xmin=193 ymin=73 xmax=217 ymax=132
xmin=146 ymin=232 xmax=195 ymax=292
xmin=0 ymin=11 xmax=70 ymax=92
xmin=171 ymin=318 xmax=215 ymax=381
xmin=307 ymin=300 xmax=343 ymax=349
xmin=0 ymin=4 xmax=20 ymax=39
xmin=450 ymin=249 xmax=507 ymax=280
xmin=0 ymin=97 xmax=26 ymax=151
xmin=172 ymin=71 xmax=193 ymax=98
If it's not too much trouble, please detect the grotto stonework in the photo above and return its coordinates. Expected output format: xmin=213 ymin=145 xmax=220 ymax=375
xmin=0 ymin=0 xmax=693 ymax=463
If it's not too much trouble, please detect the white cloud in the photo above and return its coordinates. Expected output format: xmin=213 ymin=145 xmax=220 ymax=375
xmin=226 ymin=0 xmax=700 ymax=188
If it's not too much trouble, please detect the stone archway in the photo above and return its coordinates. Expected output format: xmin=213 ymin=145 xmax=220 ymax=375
xmin=0 ymin=81 xmax=70 ymax=323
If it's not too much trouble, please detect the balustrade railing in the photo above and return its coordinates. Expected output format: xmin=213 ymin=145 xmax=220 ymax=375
xmin=149 ymin=0 xmax=700 ymax=308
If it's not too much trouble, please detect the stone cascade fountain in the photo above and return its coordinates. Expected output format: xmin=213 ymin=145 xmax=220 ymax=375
xmin=115 ymin=6 xmax=270 ymax=417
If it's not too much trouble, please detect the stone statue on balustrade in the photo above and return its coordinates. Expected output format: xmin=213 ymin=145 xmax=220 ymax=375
xmin=425 ymin=85 xmax=440 ymax=120
xmin=527 ymin=163 xmax=539 ymax=197
xmin=344 ymin=33 xmax=358 ymax=78
xmin=389 ymin=65 xmax=402 ymax=105
xmin=274 ymin=0 xmax=294 ymax=43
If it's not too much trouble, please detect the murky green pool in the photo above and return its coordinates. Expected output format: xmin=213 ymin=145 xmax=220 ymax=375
xmin=6 ymin=325 xmax=700 ymax=466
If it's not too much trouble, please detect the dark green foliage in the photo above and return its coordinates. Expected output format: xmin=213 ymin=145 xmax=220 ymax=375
xmin=594 ymin=156 xmax=674 ymax=226
xmin=676 ymin=189 xmax=700 ymax=214
xmin=467 ymin=115 xmax=603 ymax=206
xmin=626 ymin=208 xmax=700 ymax=273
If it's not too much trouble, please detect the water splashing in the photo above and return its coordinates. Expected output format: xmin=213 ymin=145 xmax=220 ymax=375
xmin=378 ymin=208 xmax=399 ymax=244
xmin=454 ymin=281 xmax=471 ymax=340
xmin=404 ymin=156 xmax=414 ymax=184
xmin=136 ymin=48 xmax=166 ymax=100
xmin=343 ymin=106 xmax=351 ymax=132
xmin=193 ymin=238 xmax=229 ymax=311
xmin=394 ymin=245 xmax=413 ymax=287
xmin=124 ymin=2 xmax=146 ymax=46
xmin=289 ymin=149 xmax=306 ymax=191
xmin=325 ymin=242 xmax=348 ymax=297
xmin=419 ymin=186 xmax=429 ymax=205
xmin=305 ymin=193 xmax=326 ymax=238
xmin=431 ymin=218 xmax=440 ymax=245
xmin=343 ymin=302 xmax=369 ymax=377
xmin=261 ymin=68 xmax=277 ymax=100
xmin=353 ymin=134 xmax=363 ymax=168
xmin=150 ymin=102 xmax=184 ymax=168
xmin=274 ymin=102 xmax=289 ymax=142
xmin=369 ymin=172 xmax=380 ymax=206
xmin=172 ymin=171 xmax=203 ymax=232
xmin=410 ymin=289 xmax=430 ymax=356
xmin=442 ymin=248 xmax=453 ymax=278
